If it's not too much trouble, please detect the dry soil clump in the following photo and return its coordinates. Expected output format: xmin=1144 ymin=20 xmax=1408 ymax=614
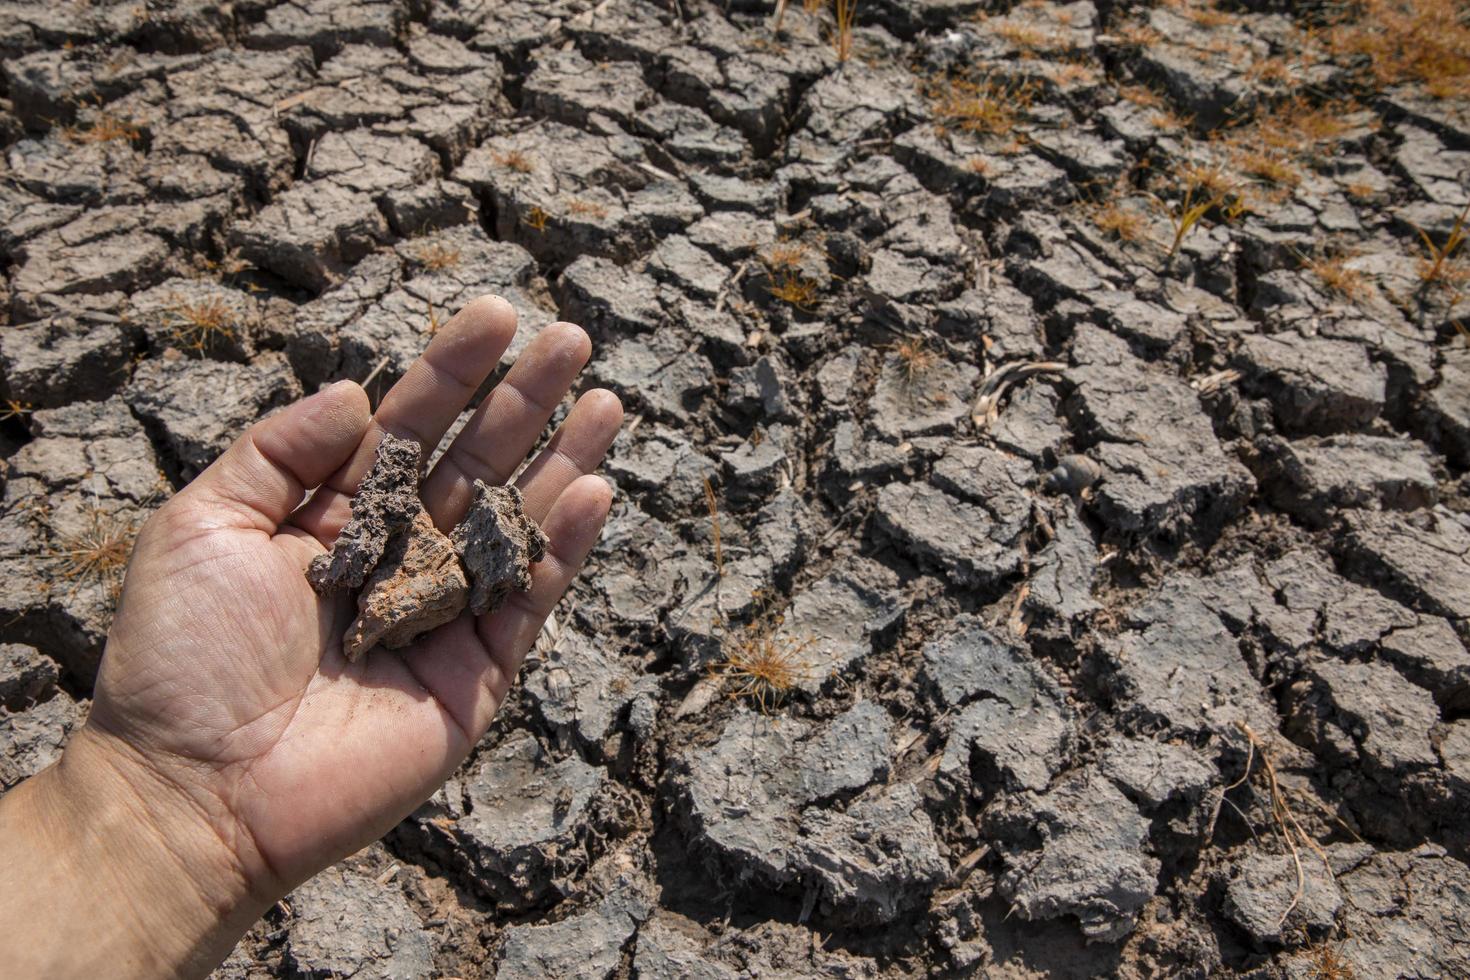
xmin=307 ymin=434 xmax=546 ymax=659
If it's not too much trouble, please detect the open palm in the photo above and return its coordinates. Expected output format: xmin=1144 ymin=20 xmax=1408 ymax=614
xmin=82 ymin=296 xmax=622 ymax=897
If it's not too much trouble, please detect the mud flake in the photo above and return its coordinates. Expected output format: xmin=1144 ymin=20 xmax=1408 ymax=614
xmin=344 ymin=510 xmax=469 ymax=661
xmin=450 ymin=480 xmax=549 ymax=617
xmin=307 ymin=433 xmax=423 ymax=595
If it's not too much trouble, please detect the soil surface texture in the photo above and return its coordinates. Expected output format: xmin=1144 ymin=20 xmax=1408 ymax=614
xmin=2 ymin=0 xmax=1469 ymax=977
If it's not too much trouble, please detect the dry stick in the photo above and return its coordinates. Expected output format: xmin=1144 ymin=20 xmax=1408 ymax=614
xmin=832 ymin=0 xmax=857 ymax=62
xmin=361 ymin=354 xmax=391 ymax=390
xmin=1413 ymin=199 xmax=1470 ymax=289
xmin=704 ymin=477 xmax=724 ymax=621
xmin=715 ymin=260 xmax=749 ymax=315
xmin=704 ymin=477 xmax=724 ymax=579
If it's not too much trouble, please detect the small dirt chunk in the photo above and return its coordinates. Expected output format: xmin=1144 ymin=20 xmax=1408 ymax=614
xmin=1224 ymin=850 xmax=1344 ymax=947
xmin=1047 ymin=454 xmax=1102 ymax=495
xmin=307 ymin=434 xmax=423 ymax=595
xmin=283 ymin=861 xmax=433 ymax=980
xmin=0 ymin=644 xmax=59 ymax=712
xmin=344 ymin=510 xmax=470 ymax=661
xmin=451 ymin=480 xmax=549 ymax=617
xmin=1 ymin=690 xmax=83 ymax=790
xmin=307 ymin=441 xmax=546 ymax=658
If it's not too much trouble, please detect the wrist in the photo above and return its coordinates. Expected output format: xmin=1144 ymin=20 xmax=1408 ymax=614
xmin=1 ymin=725 xmax=273 ymax=978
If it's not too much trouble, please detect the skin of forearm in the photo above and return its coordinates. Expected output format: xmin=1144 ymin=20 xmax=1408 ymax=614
xmin=0 ymin=727 xmax=271 ymax=979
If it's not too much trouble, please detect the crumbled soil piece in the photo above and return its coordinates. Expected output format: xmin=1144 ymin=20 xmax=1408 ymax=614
xmin=450 ymin=480 xmax=549 ymax=617
xmin=1 ymin=690 xmax=83 ymax=790
xmin=493 ymin=883 xmax=651 ymax=980
xmin=987 ymin=767 xmax=1161 ymax=944
xmin=307 ymin=433 xmax=423 ymax=595
xmin=284 ymin=861 xmax=433 ymax=979
xmin=395 ymin=730 xmax=611 ymax=910
xmin=344 ymin=510 xmax=469 ymax=661
xmin=0 ymin=644 xmax=59 ymax=711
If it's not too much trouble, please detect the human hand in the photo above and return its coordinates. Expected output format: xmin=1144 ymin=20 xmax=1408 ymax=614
xmin=0 ymin=296 xmax=622 ymax=977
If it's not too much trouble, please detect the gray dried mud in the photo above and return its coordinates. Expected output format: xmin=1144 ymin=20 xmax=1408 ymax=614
xmin=3 ymin=0 xmax=1470 ymax=977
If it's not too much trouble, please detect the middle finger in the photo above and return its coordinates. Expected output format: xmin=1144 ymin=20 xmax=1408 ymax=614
xmin=420 ymin=320 xmax=592 ymax=531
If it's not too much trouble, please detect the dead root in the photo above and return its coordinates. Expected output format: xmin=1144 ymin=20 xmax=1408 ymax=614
xmin=970 ymin=360 xmax=1066 ymax=430
xmin=1220 ymin=722 xmax=1337 ymax=929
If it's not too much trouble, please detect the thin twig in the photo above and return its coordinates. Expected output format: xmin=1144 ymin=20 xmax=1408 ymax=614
xmin=704 ymin=477 xmax=724 ymax=621
xmin=1233 ymin=722 xmax=1336 ymax=928
xmin=361 ymin=355 xmax=391 ymax=389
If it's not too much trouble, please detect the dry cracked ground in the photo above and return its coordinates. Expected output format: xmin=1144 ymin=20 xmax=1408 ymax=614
xmin=2 ymin=0 xmax=1470 ymax=976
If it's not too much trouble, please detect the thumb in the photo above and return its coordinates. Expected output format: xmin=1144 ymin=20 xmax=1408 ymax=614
xmin=180 ymin=380 xmax=373 ymax=531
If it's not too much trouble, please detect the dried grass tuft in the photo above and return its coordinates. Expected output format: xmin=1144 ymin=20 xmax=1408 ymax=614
xmin=1304 ymin=251 xmax=1368 ymax=300
xmin=1412 ymin=201 xmax=1470 ymax=289
xmin=63 ymin=112 xmax=141 ymax=144
xmin=926 ymin=75 xmax=1031 ymax=138
xmin=163 ymin=295 xmax=238 ymax=354
xmin=890 ymin=336 xmax=938 ymax=388
xmin=713 ymin=621 xmax=814 ymax=713
xmin=50 ymin=506 xmax=137 ymax=604
xmin=522 ymin=205 xmax=550 ymax=233
xmin=413 ymin=241 xmax=462 ymax=272
xmin=1328 ymin=0 xmax=1470 ymax=100
xmin=491 ymin=149 xmax=534 ymax=173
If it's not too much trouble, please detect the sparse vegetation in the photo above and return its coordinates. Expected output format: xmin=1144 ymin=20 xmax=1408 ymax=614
xmin=1303 ymin=250 xmax=1368 ymax=300
xmin=994 ymin=21 xmax=1052 ymax=55
xmin=703 ymin=477 xmax=723 ymax=580
xmin=1245 ymin=55 xmax=1298 ymax=86
xmin=0 ymin=400 xmax=33 ymax=423
xmin=763 ymin=240 xmax=809 ymax=271
xmin=565 ymin=198 xmax=610 ymax=219
xmin=1305 ymin=942 xmax=1358 ymax=980
xmin=412 ymin=241 xmax=461 ymax=272
xmin=1328 ymin=0 xmax=1470 ymax=99
xmin=891 ymin=335 xmax=938 ymax=389
xmin=1119 ymin=84 xmax=1164 ymax=109
xmin=1047 ymin=59 xmax=1097 ymax=87
xmin=767 ymin=271 xmax=822 ymax=310
xmin=761 ymin=240 xmax=822 ymax=310
xmin=712 ymin=619 xmax=813 ymax=713
xmin=491 ymin=149 xmax=534 ymax=173
xmin=832 ymin=0 xmax=858 ymax=62
xmin=522 ymin=205 xmax=550 ymax=233
xmin=927 ymin=74 xmax=1031 ymax=137
xmin=1166 ymin=0 xmax=1234 ymax=29
xmin=62 ymin=112 xmax=141 ymax=144
xmin=1156 ymin=180 xmax=1226 ymax=267
xmin=1089 ymin=194 xmax=1150 ymax=243
xmin=49 ymin=506 xmax=137 ymax=604
xmin=1112 ymin=21 xmax=1163 ymax=49
xmin=1232 ymin=146 xmax=1302 ymax=191
xmin=1412 ymin=201 xmax=1470 ymax=289
xmin=194 ymin=247 xmax=253 ymax=285
xmin=163 ymin=295 xmax=239 ymax=354
xmin=425 ymin=303 xmax=445 ymax=337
